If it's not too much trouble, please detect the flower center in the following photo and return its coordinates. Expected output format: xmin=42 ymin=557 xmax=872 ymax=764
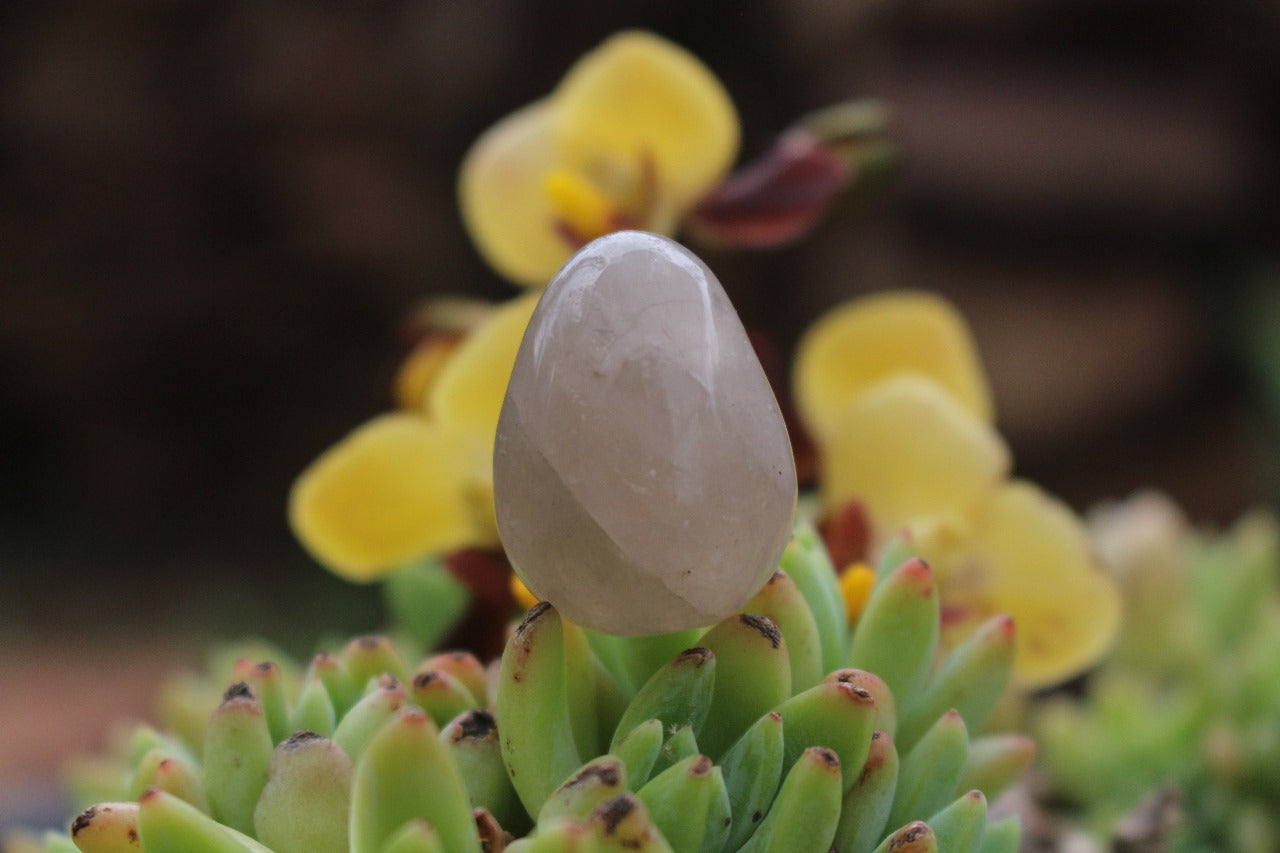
xmin=544 ymin=153 xmax=657 ymax=247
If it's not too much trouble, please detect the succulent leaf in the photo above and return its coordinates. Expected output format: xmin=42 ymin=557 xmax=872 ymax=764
xmin=129 ymin=750 xmax=208 ymax=814
xmin=539 ymin=756 xmax=629 ymax=825
xmin=736 ymin=747 xmax=842 ymax=853
xmin=832 ymin=731 xmax=899 ymax=853
xmin=895 ymin=614 xmax=1015 ymax=753
xmin=609 ymin=719 xmax=665 ymax=793
xmin=718 ymin=712 xmax=785 ymax=852
xmin=439 ymin=710 xmax=525 ymax=833
xmin=348 ymin=709 xmax=479 ymax=853
xmin=68 ymin=802 xmax=141 ymax=853
xmin=331 ymin=676 xmax=408 ymax=764
xmin=778 ymin=525 xmax=848 ymax=675
xmin=288 ymin=675 xmax=337 ymax=737
xmin=137 ymin=788 xmax=265 ymax=853
xmin=497 ymin=604 xmax=585 ymax=816
xmin=636 ymin=754 xmax=716 ymax=852
xmin=887 ymin=710 xmax=968 ymax=831
xmin=742 ymin=571 xmax=824 ymax=694
xmin=202 ymin=686 xmax=273 ymax=835
xmin=926 ymin=790 xmax=987 ymax=853
xmin=775 ymin=681 xmax=876 ymax=796
xmin=847 ymin=558 xmax=940 ymax=709
xmin=252 ymin=733 xmax=352 ymax=853
xmin=697 ymin=614 xmax=791 ymax=761
xmin=609 ymin=649 xmax=716 ymax=753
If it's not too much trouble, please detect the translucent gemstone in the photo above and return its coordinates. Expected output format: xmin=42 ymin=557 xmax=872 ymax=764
xmin=493 ymin=231 xmax=797 ymax=634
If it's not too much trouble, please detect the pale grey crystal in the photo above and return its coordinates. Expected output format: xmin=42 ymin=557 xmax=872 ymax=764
xmin=493 ymin=231 xmax=797 ymax=634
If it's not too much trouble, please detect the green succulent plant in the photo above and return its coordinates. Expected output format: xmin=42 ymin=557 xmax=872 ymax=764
xmin=1034 ymin=495 xmax=1280 ymax=851
xmin=18 ymin=526 xmax=1029 ymax=853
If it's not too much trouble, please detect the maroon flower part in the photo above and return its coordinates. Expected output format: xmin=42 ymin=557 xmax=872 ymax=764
xmin=685 ymin=130 xmax=852 ymax=248
xmin=441 ymin=547 xmax=517 ymax=660
xmin=819 ymin=499 xmax=872 ymax=571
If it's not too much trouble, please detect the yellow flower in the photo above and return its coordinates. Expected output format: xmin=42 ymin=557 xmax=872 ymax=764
xmin=290 ymin=294 xmax=539 ymax=581
xmin=459 ymin=30 xmax=739 ymax=286
xmin=793 ymin=290 xmax=993 ymax=444
xmin=794 ymin=291 xmax=1005 ymax=535
xmin=913 ymin=481 xmax=1122 ymax=689
xmin=793 ymin=290 xmax=1121 ymax=686
xmin=818 ymin=374 xmax=1010 ymax=535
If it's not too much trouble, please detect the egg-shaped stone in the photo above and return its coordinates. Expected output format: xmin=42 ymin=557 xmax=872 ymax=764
xmin=493 ymin=230 xmax=797 ymax=634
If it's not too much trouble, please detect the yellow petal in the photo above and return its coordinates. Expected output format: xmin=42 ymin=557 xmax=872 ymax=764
xmin=510 ymin=574 xmax=539 ymax=611
xmin=458 ymin=100 xmax=573 ymax=286
xmin=289 ymin=414 xmax=484 ymax=581
xmin=429 ymin=293 xmax=539 ymax=441
xmin=552 ymin=30 xmax=739 ymax=216
xmin=916 ymin=480 xmax=1123 ymax=689
xmin=821 ymin=375 xmax=1010 ymax=535
xmin=393 ymin=336 xmax=462 ymax=414
xmin=793 ymin=291 xmax=994 ymax=443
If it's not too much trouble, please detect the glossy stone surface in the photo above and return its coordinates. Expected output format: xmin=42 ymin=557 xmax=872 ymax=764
xmin=494 ymin=231 xmax=797 ymax=634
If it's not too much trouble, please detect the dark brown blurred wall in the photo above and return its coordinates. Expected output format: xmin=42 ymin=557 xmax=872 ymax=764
xmin=1 ymin=0 xmax=1277 ymax=632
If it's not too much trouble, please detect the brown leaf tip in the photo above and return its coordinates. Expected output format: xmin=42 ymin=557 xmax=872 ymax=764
xmin=457 ymin=710 xmax=497 ymax=741
xmin=901 ymin=559 xmax=935 ymax=595
xmin=70 ymin=807 xmax=96 ymax=836
xmin=889 ymin=822 xmax=931 ymax=849
xmin=811 ymin=746 xmax=841 ymax=768
xmin=739 ymin=613 xmax=782 ymax=648
xmin=594 ymin=794 xmax=636 ymax=833
xmin=677 ymin=647 xmax=713 ymax=665
xmin=835 ymin=681 xmax=875 ymax=706
xmin=412 ymin=670 xmax=440 ymax=690
xmin=254 ymin=661 xmax=277 ymax=674
xmin=283 ymin=730 xmax=325 ymax=748
xmin=568 ymin=760 xmax=622 ymax=790
xmin=221 ymin=681 xmax=256 ymax=703
xmin=515 ymin=601 xmax=552 ymax=639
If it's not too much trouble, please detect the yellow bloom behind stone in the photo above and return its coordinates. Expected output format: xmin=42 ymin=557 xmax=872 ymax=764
xmin=819 ymin=374 xmax=1010 ymax=534
xmin=429 ymin=294 xmax=540 ymax=439
xmin=459 ymin=31 xmax=739 ymax=286
xmin=793 ymin=290 xmax=1121 ymax=687
xmin=290 ymin=294 xmax=538 ymax=582
xmin=289 ymin=414 xmax=486 ymax=581
xmin=793 ymin=290 xmax=993 ymax=443
xmin=914 ymin=481 xmax=1123 ymax=689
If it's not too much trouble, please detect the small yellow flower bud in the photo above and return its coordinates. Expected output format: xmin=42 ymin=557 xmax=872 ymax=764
xmin=840 ymin=563 xmax=877 ymax=625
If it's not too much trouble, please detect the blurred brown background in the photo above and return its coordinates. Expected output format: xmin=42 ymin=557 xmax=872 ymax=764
xmin=1 ymin=0 xmax=1279 ymax=831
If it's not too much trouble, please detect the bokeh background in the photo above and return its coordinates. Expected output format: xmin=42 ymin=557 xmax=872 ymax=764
xmin=2 ymin=0 xmax=1279 ymax=835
